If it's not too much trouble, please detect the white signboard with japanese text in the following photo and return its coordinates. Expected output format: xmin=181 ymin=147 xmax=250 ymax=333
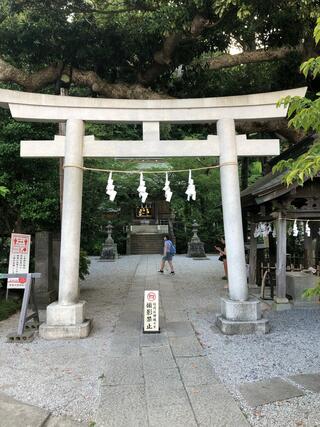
xmin=7 ymin=233 xmax=31 ymax=289
xmin=144 ymin=290 xmax=159 ymax=333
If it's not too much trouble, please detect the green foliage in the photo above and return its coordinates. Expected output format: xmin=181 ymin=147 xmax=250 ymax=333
xmin=79 ymin=250 xmax=91 ymax=280
xmin=299 ymin=18 xmax=320 ymax=79
xmin=0 ymin=107 xmax=60 ymax=233
xmin=0 ymin=0 xmax=317 ymax=93
xmin=302 ymin=281 xmax=320 ymax=299
xmin=0 ymin=186 xmax=9 ymax=197
xmin=273 ymin=143 xmax=320 ymax=185
xmin=248 ymin=161 xmax=263 ymax=185
xmin=0 ymin=298 xmax=20 ymax=321
xmin=315 ymin=16 xmax=320 ymax=43
xmin=0 ymin=236 xmax=10 ymax=274
xmin=274 ymin=17 xmax=320 ymax=186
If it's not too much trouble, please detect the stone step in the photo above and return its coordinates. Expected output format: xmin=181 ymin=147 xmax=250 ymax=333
xmin=130 ymin=234 xmax=164 ymax=255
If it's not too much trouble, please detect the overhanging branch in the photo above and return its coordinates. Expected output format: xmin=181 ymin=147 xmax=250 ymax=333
xmin=207 ymin=45 xmax=305 ymax=70
xmin=0 ymin=59 xmax=63 ymax=91
xmin=235 ymin=118 xmax=305 ymax=143
xmin=0 ymin=57 xmax=169 ymax=99
xmin=72 ymin=69 xmax=169 ymax=99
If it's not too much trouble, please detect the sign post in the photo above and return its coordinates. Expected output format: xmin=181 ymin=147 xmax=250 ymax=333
xmin=7 ymin=233 xmax=31 ymax=292
xmin=0 ymin=273 xmax=41 ymax=342
xmin=143 ymin=290 xmax=159 ymax=333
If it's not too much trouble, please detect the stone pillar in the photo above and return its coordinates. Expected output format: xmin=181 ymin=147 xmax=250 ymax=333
xmin=274 ymin=216 xmax=290 ymax=310
xmin=34 ymin=231 xmax=56 ymax=307
xmin=40 ymin=119 xmax=92 ymax=339
xmin=216 ymin=118 xmax=269 ymax=334
xmin=218 ymin=118 xmax=248 ymax=301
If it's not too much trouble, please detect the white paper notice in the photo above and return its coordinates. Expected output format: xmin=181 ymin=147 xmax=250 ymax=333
xmin=144 ymin=290 xmax=159 ymax=333
xmin=7 ymin=233 xmax=31 ymax=289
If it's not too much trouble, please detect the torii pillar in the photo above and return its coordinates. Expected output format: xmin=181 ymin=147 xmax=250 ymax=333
xmin=216 ymin=118 xmax=264 ymax=334
xmin=0 ymin=87 xmax=306 ymax=339
xmin=43 ymin=119 xmax=91 ymax=338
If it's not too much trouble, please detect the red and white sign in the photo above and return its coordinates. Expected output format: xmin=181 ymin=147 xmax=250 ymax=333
xmin=144 ymin=290 xmax=159 ymax=333
xmin=7 ymin=233 xmax=31 ymax=289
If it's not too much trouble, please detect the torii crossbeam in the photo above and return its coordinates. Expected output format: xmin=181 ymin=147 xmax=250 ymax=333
xmin=0 ymin=87 xmax=306 ymax=338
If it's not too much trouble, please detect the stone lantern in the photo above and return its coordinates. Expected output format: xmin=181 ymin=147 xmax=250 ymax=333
xmin=187 ymin=220 xmax=207 ymax=258
xmin=100 ymin=221 xmax=118 ymax=260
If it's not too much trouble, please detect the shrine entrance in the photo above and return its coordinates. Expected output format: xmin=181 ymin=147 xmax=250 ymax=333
xmin=0 ymin=87 xmax=306 ymax=338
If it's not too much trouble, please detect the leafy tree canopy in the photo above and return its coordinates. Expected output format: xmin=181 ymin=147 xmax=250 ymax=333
xmin=0 ymin=0 xmax=318 ymax=99
xmin=274 ymin=17 xmax=320 ymax=185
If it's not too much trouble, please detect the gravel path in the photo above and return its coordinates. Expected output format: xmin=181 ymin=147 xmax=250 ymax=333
xmin=0 ymin=255 xmax=319 ymax=426
xmin=0 ymin=256 xmax=141 ymax=423
xmin=188 ymin=264 xmax=320 ymax=427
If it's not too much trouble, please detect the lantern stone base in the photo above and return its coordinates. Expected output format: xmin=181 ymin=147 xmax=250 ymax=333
xmin=272 ymin=297 xmax=292 ymax=311
xmin=39 ymin=301 xmax=92 ymax=339
xmin=216 ymin=297 xmax=270 ymax=335
xmin=187 ymin=241 xmax=207 ymax=258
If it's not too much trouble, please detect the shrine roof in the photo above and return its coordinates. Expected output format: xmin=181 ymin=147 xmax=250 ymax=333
xmin=241 ymin=134 xmax=317 ymax=207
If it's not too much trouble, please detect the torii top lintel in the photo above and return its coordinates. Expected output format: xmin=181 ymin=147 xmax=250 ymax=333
xmin=0 ymin=87 xmax=306 ymax=124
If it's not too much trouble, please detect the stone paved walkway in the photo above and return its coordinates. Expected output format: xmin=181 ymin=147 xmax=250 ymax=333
xmin=95 ymin=255 xmax=248 ymax=426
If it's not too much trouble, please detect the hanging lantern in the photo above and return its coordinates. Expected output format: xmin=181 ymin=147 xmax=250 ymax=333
xmin=163 ymin=172 xmax=173 ymax=202
xmin=185 ymin=170 xmax=196 ymax=201
xmin=106 ymin=172 xmax=117 ymax=202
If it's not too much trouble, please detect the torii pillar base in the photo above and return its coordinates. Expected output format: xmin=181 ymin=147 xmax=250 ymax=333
xmin=216 ymin=297 xmax=270 ymax=335
xmin=39 ymin=301 xmax=92 ymax=339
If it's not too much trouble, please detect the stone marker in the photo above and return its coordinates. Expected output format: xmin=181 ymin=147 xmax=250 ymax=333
xmin=35 ymin=231 xmax=56 ymax=307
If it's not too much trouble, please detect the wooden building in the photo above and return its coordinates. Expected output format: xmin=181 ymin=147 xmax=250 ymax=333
xmin=126 ymin=199 xmax=174 ymax=254
xmin=241 ymin=135 xmax=320 ymax=305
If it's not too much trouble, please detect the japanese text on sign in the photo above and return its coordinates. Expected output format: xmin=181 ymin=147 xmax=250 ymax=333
xmin=7 ymin=233 xmax=31 ymax=289
xmin=143 ymin=290 xmax=159 ymax=333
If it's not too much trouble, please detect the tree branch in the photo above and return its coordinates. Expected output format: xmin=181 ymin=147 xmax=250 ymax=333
xmin=207 ymin=45 xmax=306 ymax=70
xmin=0 ymin=59 xmax=63 ymax=91
xmin=0 ymin=57 xmax=169 ymax=99
xmin=72 ymin=68 xmax=169 ymax=99
xmin=235 ymin=118 xmax=305 ymax=143
xmin=139 ymin=14 xmax=216 ymax=84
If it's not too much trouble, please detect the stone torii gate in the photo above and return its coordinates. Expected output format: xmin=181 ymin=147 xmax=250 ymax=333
xmin=0 ymin=87 xmax=306 ymax=339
